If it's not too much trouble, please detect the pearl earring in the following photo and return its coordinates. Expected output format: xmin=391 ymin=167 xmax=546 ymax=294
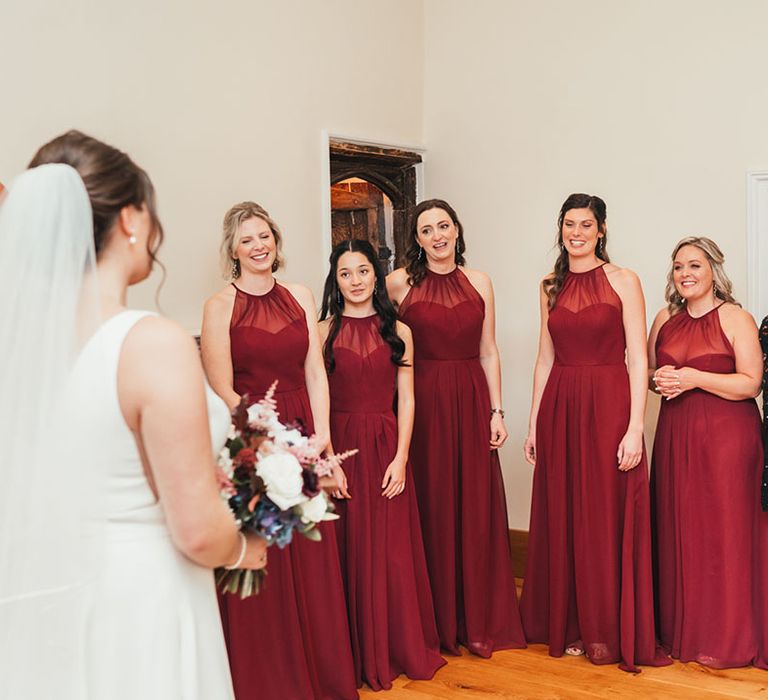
xmin=128 ymin=235 xmax=137 ymax=245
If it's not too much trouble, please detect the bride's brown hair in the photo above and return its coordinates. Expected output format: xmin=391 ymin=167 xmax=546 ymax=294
xmin=29 ymin=130 xmax=163 ymax=260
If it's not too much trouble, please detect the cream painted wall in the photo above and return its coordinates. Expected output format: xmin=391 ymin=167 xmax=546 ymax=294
xmin=0 ymin=0 xmax=424 ymax=329
xmin=422 ymin=0 xmax=768 ymax=529
xmin=4 ymin=0 xmax=768 ymax=531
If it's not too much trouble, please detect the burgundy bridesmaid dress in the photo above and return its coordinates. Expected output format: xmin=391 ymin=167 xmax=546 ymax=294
xmin=520 ymin=264 xmax=669 ymax=672
xmin=652 ymin=304 xmax=768 ymax=668
xmin=398 ymin=267 xmax=526 ymax=657
xmin=329 ymin=314 xmax=446 ymax=689
xmin=219 ymin=283 xmax=358 ymax=700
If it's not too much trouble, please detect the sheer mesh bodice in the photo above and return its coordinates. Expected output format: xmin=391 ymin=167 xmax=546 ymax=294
xmin=229 ymin=283 xmax=308 ymax=396
xmin=398 ymin=268 xmax=483 ymax=361
xmin=655 ymin=304 xmax=734 ymax=374
xmin=396 ymin=266 xmax=526 ymax=655
xmin=548 ymin=265 xmax=626 ymax=366
xmin=221 ymin=283 xmax=359 ymax=700
xmin=651 ymin=302 xmax=767 ymax=669
xmin=329 ymin=315 xmax=395 ymax=414
xmin=522 ymin=263 xmax=669 ymax=671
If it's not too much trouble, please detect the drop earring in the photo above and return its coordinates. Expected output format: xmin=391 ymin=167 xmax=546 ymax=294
xmin=418 ymin=246 xmax=424 ymax=262
xmin=336 ymin=289 xmax=343 ymax=305
xmin=231 ymin=259 xmax=240 ymax=278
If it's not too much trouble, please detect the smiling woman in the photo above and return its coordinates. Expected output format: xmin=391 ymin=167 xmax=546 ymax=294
xmin=200 ymin=201 xmax=358 ymax=700
xmin=648 ymin=236 xmax=768 ymax=669
xmin=521 ymin=193 xmax=669 ymax=671
xmin=386 ymin=198 xmax=526 ymax=658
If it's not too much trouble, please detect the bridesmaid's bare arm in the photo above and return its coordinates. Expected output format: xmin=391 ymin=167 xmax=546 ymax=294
xmin=647 ymin=308 xmax=672 ymax=394
xmin=525 ymin=281 xmax=556 ymax=466
xmin=655 ymin=305 xmax=762 ymax=401
xmin=382 ymin=322 xmax=414 ymax=499
xmin=314 ymin=317 xmax=348 ymax=497
xmin=606 ymin=267 xmax=648 ymax=471
xmin=201 ymin=287 xmax=240 ymax=410
xmin=120 ymin=316 xmax=266 ymax=570
xmin=465 ymin=268 xmax=508 ymax=449
xmin=285 ymin=283 xmax=331 ymax=450
xmin=385 ymin=268 xmax=410 ymax=307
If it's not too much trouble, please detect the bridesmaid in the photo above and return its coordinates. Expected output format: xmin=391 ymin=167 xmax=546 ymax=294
xmin=201 ymin=202 xmax=358 ymax=700
xmin=521 ymin=193 xmax=669 ymax=671
xmin=319 ymin=239 xmax=445 ymax=690
xmin=386 ymin=199 xmax=525 ymax=657
xmin=761 ymin=314 xmax=768 ymax=513
xmin=649 ymin=236 xmax=768 ymax=668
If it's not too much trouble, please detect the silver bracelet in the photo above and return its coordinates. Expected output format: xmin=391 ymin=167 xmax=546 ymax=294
xmin=490 ymin=408 xmax=505 ymax=419
xmin=225 ymin=532 xmax=247 ymax=570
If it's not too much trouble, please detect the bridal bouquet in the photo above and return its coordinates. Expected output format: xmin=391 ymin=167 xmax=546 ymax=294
xmin=216 ymin=382 xmax=355 ymax=598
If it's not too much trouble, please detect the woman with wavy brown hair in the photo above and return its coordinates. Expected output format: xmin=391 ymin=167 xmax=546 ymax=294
xmin=649 ymin=237 xmax=767 ymax=669
xmin=521 ymin=193 xmax=668 ymax=672
xmin=386 ymin=198 xmax=525 ymax=658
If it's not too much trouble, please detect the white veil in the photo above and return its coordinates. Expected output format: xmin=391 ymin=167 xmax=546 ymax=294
xmin=0 ymin=164 xmax=105 ymax=698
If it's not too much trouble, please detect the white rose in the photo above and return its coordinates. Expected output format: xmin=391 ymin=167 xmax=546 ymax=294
xmin=298 ymin=493 xmax=329 ymax=524
xmin=247 ymin=404 xmax=282 ymax=433
xmin=256 ymin=452 xmax=307 ymax=510
xmin=274 ymin=427 xmax=307 ymax=448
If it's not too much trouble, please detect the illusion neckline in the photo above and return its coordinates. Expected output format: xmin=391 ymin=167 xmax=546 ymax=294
xmin=685 ymin=301 xmax=726 ymax=320
xmin=425 ymin=265 xmax=459 ymax=278
xmin=232 ymin=280 xmax=277 ymax=298
xmin=567 ymin=262 xmax=607 ymax=276
xmin=342 ymin=313 xmax=378 ymax=322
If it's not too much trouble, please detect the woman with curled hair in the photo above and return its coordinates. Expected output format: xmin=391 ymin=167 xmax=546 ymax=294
xmin=201 ymin=202 xmax=357 ymax=700
xmin=648 ymin=236 xmax=768 ymax=668
xmin=522 ymin=193 xmax=668 ymax=671
xmin=319 ymin=239 xmax=445 ymax=690
xmin=386 ymin=199 xmax=525 ymax=658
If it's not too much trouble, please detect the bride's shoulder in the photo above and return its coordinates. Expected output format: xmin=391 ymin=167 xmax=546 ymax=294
xmin=122 ymin=315 xmax=200 ymax=366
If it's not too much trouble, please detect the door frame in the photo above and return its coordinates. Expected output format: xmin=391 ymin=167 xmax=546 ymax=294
xmin=320 ymin=130 xmax=425 ymax=273
xmin=747 ymin=170 xmax=768 ymax=319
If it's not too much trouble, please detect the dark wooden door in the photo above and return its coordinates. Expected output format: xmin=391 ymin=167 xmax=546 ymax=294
xmin=329 ymin=140 xmax=422 ymax=269
xmin=331 ymin=182 xmax=385 ymax=253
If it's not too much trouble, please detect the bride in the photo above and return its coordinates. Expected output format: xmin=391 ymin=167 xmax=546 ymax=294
xmin=0 ymin=131 xmax=267 ymax=699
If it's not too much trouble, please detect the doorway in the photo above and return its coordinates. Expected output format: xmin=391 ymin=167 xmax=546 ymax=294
xmin=329 ymin=139 xmax=422 ymax=272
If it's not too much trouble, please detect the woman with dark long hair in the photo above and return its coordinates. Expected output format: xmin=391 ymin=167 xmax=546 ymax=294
xmin=319 ymin=239 xmax=445 ymax=690
xmin=649 ymin=237 xmax=767 ymax=668
xmin=386 ymin=200 xmax=525 ymax=658
xmin=521 ymin=193 xmax=668 ymax=671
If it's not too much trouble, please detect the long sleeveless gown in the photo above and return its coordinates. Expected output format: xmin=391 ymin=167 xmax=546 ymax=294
xmin=219 ymin=283 xmax=358 ymax=700
xmin=398 ymin=267 xmax=526 ymax=657
xmin=328 ymin=314 xmax=446 ymax=690
xmin=652 ymin=304 xmax=768 ymax=668
xmin=79 ymin=311 xmax=235 ymax=698
xmin=520 ymin=265 xmax=669 ymax=672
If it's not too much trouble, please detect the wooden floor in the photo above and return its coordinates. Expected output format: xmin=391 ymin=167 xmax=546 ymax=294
xmin=359 ymin=645 xmax=768 ymax=699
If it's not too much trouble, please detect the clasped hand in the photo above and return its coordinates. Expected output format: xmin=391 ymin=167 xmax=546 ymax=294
xmin=653 ymin=365 xmax=698 ymax=400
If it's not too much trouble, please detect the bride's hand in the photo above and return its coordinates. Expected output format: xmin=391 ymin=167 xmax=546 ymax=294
xmin=241 ymin=534 xmax=269 ymax=570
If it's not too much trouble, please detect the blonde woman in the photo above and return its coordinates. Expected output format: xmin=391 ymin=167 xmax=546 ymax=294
xmin=648 ymin=236 xmax=767 ymax=668
xmin=201 ymin=202 xmax=357 ymax=700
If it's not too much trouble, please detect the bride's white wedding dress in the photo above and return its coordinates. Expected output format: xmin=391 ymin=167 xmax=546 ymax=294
xmin=70 ymin=310 xmax=235 ymax=699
